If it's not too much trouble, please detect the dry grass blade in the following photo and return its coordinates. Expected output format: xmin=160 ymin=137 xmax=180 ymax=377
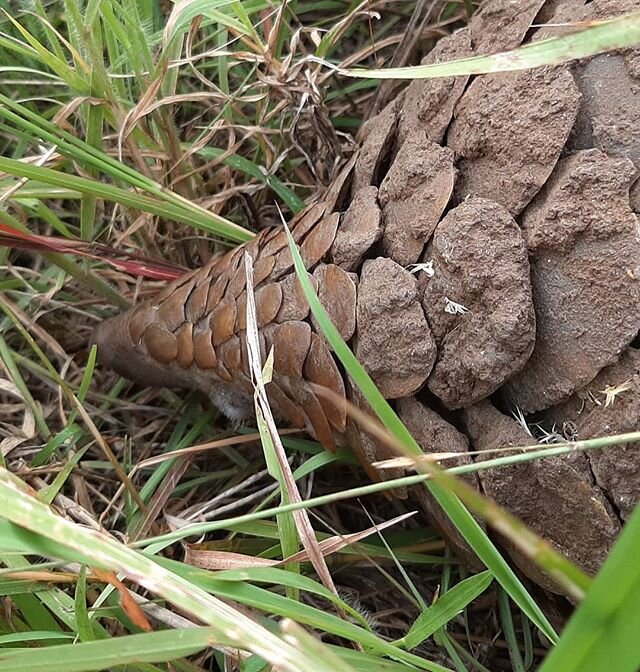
xmin=184 ymin=511 xmax=415 ymax=570
xmin=0 ymin=377 xmax=36 ymax=456
xmin=0 ymin=223 xmax=188 ymax=280
xmin=118 ymin=66 xmax=166 ymax=159
xmin=244 ymin=251 xmax=339 ymax=596
xmin=134 ymin=429 xmax=299 ymax=469
xmin=91 ymin=568 xmax=153 ymax=632
xmin=68 ymin=383 xmax=150 ymax=517
xmin=129 ymin=455 xmax=193 ymax=541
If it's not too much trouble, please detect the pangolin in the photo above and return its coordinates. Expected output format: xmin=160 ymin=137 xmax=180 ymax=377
xmin=93 ymin=0 xmax=640 ymax=593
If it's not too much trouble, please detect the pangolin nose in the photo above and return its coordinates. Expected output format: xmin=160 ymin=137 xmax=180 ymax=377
xmin=90 ymin=315 xmax=122 ymax=368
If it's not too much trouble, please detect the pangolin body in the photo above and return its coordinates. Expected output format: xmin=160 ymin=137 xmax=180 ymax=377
xmin=94 ymin=0 xmax=640 ymax=593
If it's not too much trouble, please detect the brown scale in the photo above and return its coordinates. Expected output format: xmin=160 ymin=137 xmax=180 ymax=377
xmin=175 ymin=322 xmax=194 ymax=369
xmin=276 ymin=274 xmax=315 ymax=322
xmin=143 ymin=323 xmax=177 ymax=364
xmin=95 ymin=189 xmax=356 ymax=456
xmin=312 ymin=264 xmax=356 ymax=342
xmin=92 ymin=0 xmax=640 ymax=595
xmin=210 ymin=298 xmax=237 ymax=346
xmin=192 ymin=326 xmax=217 ymax=370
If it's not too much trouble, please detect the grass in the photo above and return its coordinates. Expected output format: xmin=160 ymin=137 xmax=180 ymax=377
xmin=0 ymin=1 xmax=639 ymax=671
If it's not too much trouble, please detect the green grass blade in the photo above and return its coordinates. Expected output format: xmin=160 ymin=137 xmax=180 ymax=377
xmin=2 ymin=13 xmax=89 ymax=91
xmin=195 ymin=146 xmax=305 ymax=213
xmin=0 ymin=156 xmax=252 ymax=242
xmin=79 ymin=62 xmax=105 ymax=240
xmin=498 ymin=588 xmax=525 ymax=672
xmin=212 ymin=566 xmax=372 ymax=628
xmin=27 ymin=0 xmax=68 ymax=61
xmin=255 ymin=403 xmax=301 ymax=581
xmin=0 ymin=627 xmax=224 ymax=671
xmin=163 ymin=0 xmax=253 ymax=45
xmin=0 ymin=632 xmax=73 ymax=645
xmin=539 ymin=504 xmax=640 ymax=672
xmin=281 ymin=620 xmax=355 ymax=672
xmin=0 ymin=333 xmax=50 ymax=438
xmin=397 ymin=571 xmax=493 ymax=649
xmin=0 ymin=95 xmax=252 ymax=241
xmin=342 ymin=12 xmax=640 ymax=79
xmin=153 ymin=557 xmax=453 ymax=672
xmin=73 ymin=567 xmax=95 ymax=642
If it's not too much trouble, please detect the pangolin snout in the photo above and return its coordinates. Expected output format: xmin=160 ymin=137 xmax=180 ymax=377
xmin=91 ymin=313 xmax=185 ymax=389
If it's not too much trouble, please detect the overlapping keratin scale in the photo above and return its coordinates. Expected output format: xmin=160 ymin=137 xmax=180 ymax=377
xmin=97 ymin=197 xmax=366 ymax=452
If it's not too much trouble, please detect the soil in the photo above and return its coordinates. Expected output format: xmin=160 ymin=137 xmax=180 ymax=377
xmin=398 ymin=29 xmax=473 ymax=145
xmin=568 ymin=53 xmax=640 ymax=168
xmin=468 ymin=0 xmax=547 ymax=53
xmin=354 ymin=257 xmax=436 ymax=399
xmin=378 ymin=132 xmax=455 ymax=265
xmin=420 ymin=198 xmax=536 ymax=409
xmin=447 ymin=66 xmax=581 ymax=216
xmin=353 ymin=102 xmax=399 ymax=193
xmin=546 ymin=347 xmax=640 ymax=521
xmin=330 ymin=186 xmax=382 ymax=271
xmin=504 ymin=150 xmax=640 ymax=411
xmin=463 ymin=402 xmax=620 ymax=593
